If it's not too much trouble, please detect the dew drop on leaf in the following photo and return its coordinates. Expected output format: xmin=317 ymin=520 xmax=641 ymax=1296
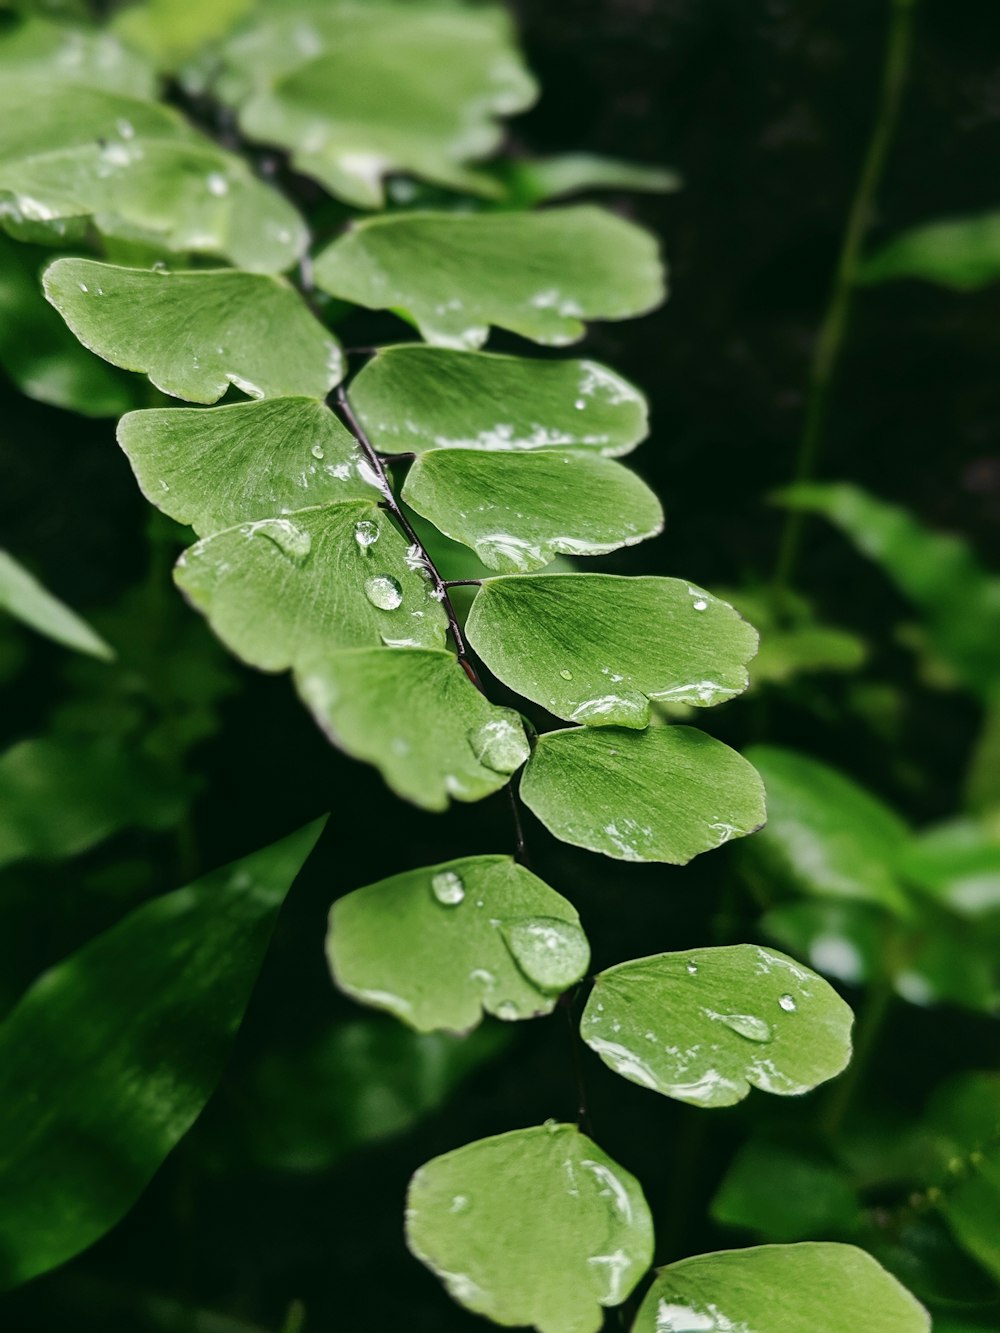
xmin=467 ymin=717 xmax=529 ymax=774
xmin=501 ymin=916 xmax=589 ymax=993
xmin=364 ymin=574 xmax=403 ymax=609
xmin=716 ymin=1012 xmax=772 ymax=1043
xmin=559 ymin=668 xmax=573 ymax=680
xmin=354 ymin=519 xmax=380 ymax=550
xmin=686 ymin=961 xmax=699 ymax=975
xmin=311 ymin=442 xmax=326 ymax=460
xmin=255 ymin=519 xmax=312 ymax=563
xmin=431 ymin=870 xmax=465 ymax=906
xmin=778 ymin=993 xmax=797 ymax=1012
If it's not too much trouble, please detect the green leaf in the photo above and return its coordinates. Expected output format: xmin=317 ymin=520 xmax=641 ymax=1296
xmin=0 ymin=15 xmax=156 ymax=97
xmin=580 ymin=944 xmax=853 ymax=1107
xmin=466 ymin=575 xmax=756 ymax=724
xmin=328 ymin=854 xmax=589 ymax=1031
xmin=719 ymin=586 xmax=866 ymax=687
xmin=0 ymin=549 xmax=112 ymax=658
xmin=112 ymin=0 xmax=253 ymax=71
xmin=859 ymin=212 xmax=1000 ymax=291
xmin=405 ymin=1123 xmax=653 ymax=1332
xmin=899 ymin=817 xmax=1000 ymax=919
xmin=502 ymin=153 xmax=681 ymax=205
xmin=923 ymin=1073 xmax=1000 ymax=1282
xmin=313 ymin=206 xmax=666 ymax=348
xmin=175 ymin=501 xmax=448 ymax=672
xmin=117 ymin=398 xmax=373 ymax=537
xmin=0 ymin=819 xmax=324 ymax=1288
xmin=349 ymin=346 xmax=649 ymax=457
xmin=297 ymin=647 xmax=529 ymax=809
xmin=634 ymin=1243 xmax=930 ymax=1332
xmin=217 ymin=3 xmax=536 ymax=208
xmin=712 ymin=1140 xmax=864 ymax=1241
xmin=741 ymin=746 xmax=911 ymax=914
xmin=402 ymin=451 xmax=662 ymax=573
xmin=44 ymin=260 xmax=343 ymax=402
xmin=521 ymin=725 xmax=765 ymax=863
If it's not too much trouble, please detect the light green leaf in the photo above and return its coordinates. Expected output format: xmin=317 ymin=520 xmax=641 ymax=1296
xmin=0 ymin=550 xmax=112 ymax=658
xmin=217 ymin=3 xmax=536 ymax=208
xmin=0 ymin=15 xmax=156 ymax=97
xmin=349 ymin=346 xmax=648 ymax=457
xmin=521 ymin=725 xmax=765 ymax=863
xmin=634 ymin=1243 xmax=929 ymax=1332
xmin=297 ymin=647 xmax=529 ymax=809
xmin=924 ymin=1072 xmax=1000 ymax=1283
xmin=44 ymin=260 xmax=343 ymax=402
xmin=112 ymin=0 xmax=253 ymax=70
xmin=117 ymin=398 xmax=372 ymax=537
xmin=741 ymin=746 xmax=911 ymax=914
xmin=580 ymin=944 xmax=852 ymax=1107
xmin=0 ymin=819 xmax=324 ymax=1289
xmin=503 ymin=153 xmax=680 ymax=205
xmin=899 ymin=817 xmax=1000 ymax=919
xmin=859 ymin=213 xmax=1000 ymax=291
xmin=406 ymin=1123 xmax=653 ymax=1332
xmin=712 ymin=1140 xmax=863 ymax=1241
xmin=313 ymin=206 xmax=666 ymax=348
xmin=466 ymin=575 xmax=756 ymax=724
xmin=328 ymin=854 xmax=589 ymax=1032
xmin=719 ymin=587 xmax=866 ymax=687
xmin=175 ymin=501 xmax=447 ymax=671
xmin=402 ymin=451 xmax=662 ymax=573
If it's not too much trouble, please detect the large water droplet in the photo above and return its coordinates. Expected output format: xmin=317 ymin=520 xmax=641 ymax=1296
xmin=255 ymin=519 xmax=311 ymax=562
xmin=495 ymin=1000 xmax=519 ymax=1021
xmin=311 ymin=442 xmax=325 ymax=460
xmin=354 ymin=519 xmax=380 ymax=550
xmin=559 ymin=668 xmax=573 ymax=681
xmin=778 ymin=993 xmax=797 ymax=1012
xmin=502 ymin=916 xmax=589 ymax=993
xmin=717 ymin=1012 xmax=772 ymax=1043
xmin=364 ymin=574 xmax=402 ymax=610
xmin=431 ymin=869 xmax=465 ymax=906
xmin=467 ymin=715 xmax=530 ymax=774
xmin=692 ymin=599 xmax=708 ymax=612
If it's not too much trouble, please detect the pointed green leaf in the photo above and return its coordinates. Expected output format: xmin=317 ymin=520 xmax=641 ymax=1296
xmin=175 ymin=501 xmax=448 ymax=671
xmin=349 ymin=346 xmax=648 ymax=457
xmin=402 ymin=451 xmax=662 ymax=573
xmin=44 ymin=261 xmax=343 ymax=402
xmin=118 ymin=398 xmax=373 ymax=537
xmin=0 ymin=820 xmax=324 ymax=1289
xmin=859 ymin=212 xmax=1000 ymax=291
xmin=634 ymin=1243 xmax=929 ymax=1332
xmin=218 ymin=3 xmax=536 ymax=208
xmin=712 ymin=1140 xmax=863 ymax=1241
xmin=0 ymin=16 xmax=156 ymax=97
xmin=504 ymin=153 xmax=680 ymax=205
xmin=466 ymin=575 xmax=756 ymax=724
xmin=406 ymin=1123 xmax=653 ymax=1332
xmin=328 ymin=854 xmax=589 ymax=1031
xmin=0 ymin=549 xmax=112 ymax=658
xmin=925 ymin=1072 xmax=1000 ymax=1282
xmin=580 ymin=944 xmax=852 ymax=1107
xmin=522 ymin=726 xmax=765 ymax=863
xmin=297 ymin=647 xmax=529 ymax=810
xmin=313 ymin=206 xmax=665 ymax=348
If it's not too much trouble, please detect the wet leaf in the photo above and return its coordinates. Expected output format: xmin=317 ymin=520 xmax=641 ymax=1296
xmin=859 ymin=212 xmax=1000 ymax=291
xmin=313 ymin=206 xmax=665 ymax=348
xmin=297 ymin=647 xmax=529 ymax=810
xmin=44 ymin=260 xmax=343 ymax=402
xmin=328 ymin=854 xmax=589 ymax=1032
xmin=0 ymin=549 xmax=112 ymax=659
xmin=520 ymin=725 xmax=765 ymax=863
xmin=406 ymin=1123 xmax=653 ymax=1332
xmin=0 ymin=15 xmax=156 ymax=97
xmin=898 ymin=817 xmax=1000 ymax=919
xmin=580 ymin=944 xmax=853 ymax=1107
xmin=118 ymin=398 xmax=372 ymax=538
xmin=175 ymin=501 xmax=448 ymax=672
xmin=634 ymin=1243 xmax=929 ymax=1332
xmin=711 ymin=1140 xmax=864 ymax=1241
xmin=348 ymin=345 xmax=648 ymax=457
xmin=0 ymin=820 xmax=324 ymax=1288
xmin=466 ymin=575 xmax=756 ymax=724
xmin=924 ymin=1072 xmax=1000 ymax=1282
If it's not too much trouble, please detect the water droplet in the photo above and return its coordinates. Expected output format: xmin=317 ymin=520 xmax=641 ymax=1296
xmin=311 ymin=442 xmax=325 ymax=460
xmin=467 ymin=715 xmax=530 ymax=774
xmin=254 ymin=519 xmax=311 ymax=562
xmin=206 ymin=171 xmax=229 ymax=197
xmin=354 ymin=519 xmax=380 ymax=550
xmin=778 ymin=993 xmax=797 ymax=1012
xmin=717 ymin=1012 xmax=772 ymax=1043
xmin=431 ymin=870 xmax=464 ymax=906
xmin=364 ymin=574 xmax=402 ymax=610
xmin=574 ymin=398 xmax=586 ymax=410
xmin=559 ymin=668 xmax=573 ymax=680
xmin=78 ymin=282 xmax=88 ymax=292
xmin=685 ymin=961 xmax=699 ymax=975
xmin=449 ymin=1194 xmax=469 ymax=1214
xmin=502 ymin=916 xmax=589 ymax=993
xmin=152 ymin=260 xmax=169 ymax=274
xmin=692 ymin=599 xmax=708 ymax=612
xmin=495 ymin=1000 xmax=519 ymax=1021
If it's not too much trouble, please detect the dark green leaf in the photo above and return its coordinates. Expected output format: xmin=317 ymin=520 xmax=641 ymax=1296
xmin=0 ymin=549 xmax=112 ymax=658
xmin=712 ymin=1140 xmax=864 ymax=1240
xmin=899 ymin=817 xmax=1000 ymax=919
xmin=859 ymin=213 xmax=1000 ymax=291
xmin=924 ymin=1073 xmax=1000 ymax=1282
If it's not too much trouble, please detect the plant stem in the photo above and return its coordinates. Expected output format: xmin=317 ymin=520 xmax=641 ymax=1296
xmin=772 ymin=0 xmax=918 ymax=599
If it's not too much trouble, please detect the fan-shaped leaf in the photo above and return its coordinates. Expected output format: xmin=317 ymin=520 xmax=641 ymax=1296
xmin=297 ymin=647 xmax=529 ymax=810
xmin=44 ymin=261 xmax=343 ymax=402
xmin=175 ymin=501 xmax=448 ymax=671
xmin=313 ymin=206 xmax=665 ymax=348
xmin=0 ymin=15 xmax=156 ymax=97
xmin=406 ymin=1123 xmax=653 ymax=1332
xmin=580 ymin=944 xmax=853 ymax=1107
xmin=0 ymin=550 xmax=112 ymax=659
xmin=328 ymin=854 xmax=589 ymax=1031
xmin=467 ymin=575 xmax=756 ymax=724
xmin=520 ymin=725 xmax=765 ymax=863
xmin=859 ymin=212 xmax=1000 ymax=291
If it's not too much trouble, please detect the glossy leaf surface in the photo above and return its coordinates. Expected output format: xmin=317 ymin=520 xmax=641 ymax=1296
xmin=0 ymin=550 xmax=112 ymax=658
xmin=580 ymin=945 xmax=853 ymax=1107
xmin=406 ymin=1123 xmax=653 ymax=1333
xmin=313 ymin=206 xmax=665 ymax=348
xmin=466 ymin=575 xmax=756 ymax=724
xmin=521 ymin=725 xmax=765 ymax=863
xmin=328 ymin=854 xmax=589 ymax=1032
xmin=44 ymin=261 xmax=343 ymax=402
xmin=297 ymin=648 xmax=529 ymax=810
xmin=349 ymin=345 xmax=648 ymax=456
xmin=859 ymin=212 xmax=1000 ymax=290
xmin=0 ymin=820 xmax=324 ymax=1288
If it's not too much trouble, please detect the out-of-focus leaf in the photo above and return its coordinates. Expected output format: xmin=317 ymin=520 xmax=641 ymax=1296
xmin=44 ymin=260 xmax=343 ymax=402
xmin=0 ymin=549 xmax=112 ymax=658
xmin=711 ymin=1140 xmax=864 ymax=1241
xmin=899 ymin=818 xmax=1000 ymax=919
xmin=406 ymin=1123 xmax=653 ymax=1332
xmin=313 ymin=206 xmax=665 ymax=349
xmin=112 ymin=0 xmax=253 ymax=71
xmin=0 ymin=14 xmax=155 ymax=96
xmin=580 ymin=945 xmax=853 ymax=1107
xmin=327 ymin=855 xmax=589 ymax=1032
xmin=720 ymin=586 xmax=866 ymax=687
xmin=501 ymin=153 xmax=680 ymax=206
xmin=0 ymin=820 xmax=324 ymax=1288
xmin=522 ymin=725 xmax=765 ymax=864
xmin=859 ymin=213 xmax=1000 ymax=291
xmin=924 ymin=1072 xmax=1000 ymax=1283
xmin=349 ymin=346 xmax=648 ymax=457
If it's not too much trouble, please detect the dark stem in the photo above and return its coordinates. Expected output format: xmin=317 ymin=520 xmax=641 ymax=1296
xmin=560 ymin=990 xmax=592 ymax=1136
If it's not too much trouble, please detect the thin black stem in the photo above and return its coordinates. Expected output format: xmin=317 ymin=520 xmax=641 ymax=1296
xmin=507 ymin=778 xmax=529 ymax=867
xmin=560 ymin=990 xmax=592 ymax=1136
